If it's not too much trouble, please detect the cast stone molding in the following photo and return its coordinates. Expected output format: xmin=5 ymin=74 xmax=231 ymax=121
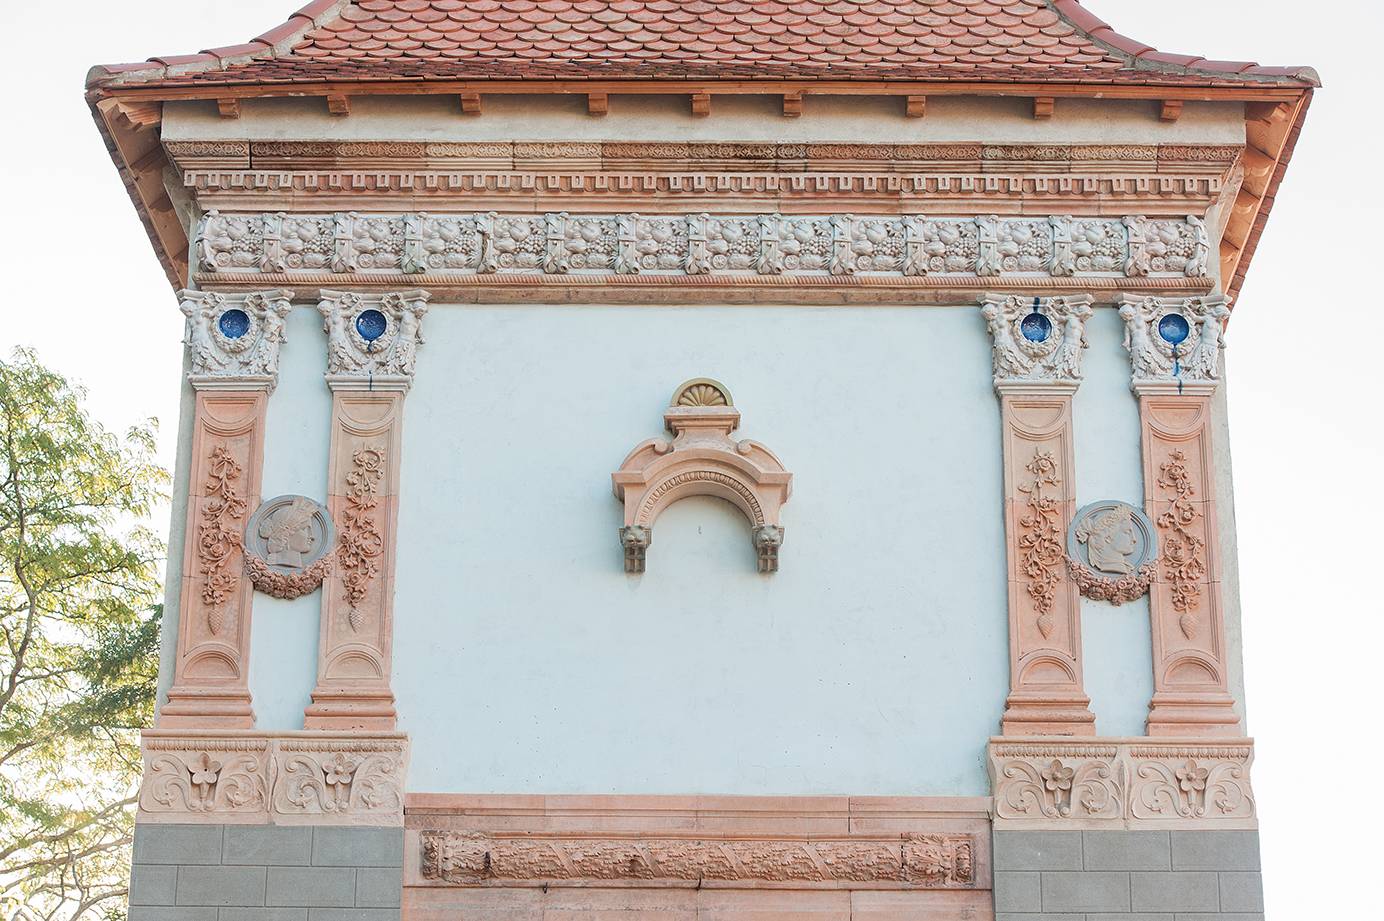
xmin=981 ymin=294 xmax=1094 ymax=388
xmin=988 ymin=737 xmax=1255 ymax=830
xmin=243 ymin=495 xmax=336 ymax=600
xmin=318 ymin=289 xmax=429 ymax=388
xmin=180 ymin=289 xmax=294 ymax=391
xmin=195 ymin=211 xmax=1212 ymax=283
xmin=419 ymin=831 xmax=977 ymax=888
xmin=1120 ymin=294 xmax=1230 ymax=389
xmin=136 ymin=731 xmax=408 ymax=826
xmin=612 ymin=379 xmax=792 ymax=574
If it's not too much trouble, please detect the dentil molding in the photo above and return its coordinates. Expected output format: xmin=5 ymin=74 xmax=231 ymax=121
xmin=1120 ymin=294 xmax=1230 ymax=389
xmin=136 ymin=730 xmax=408 ymax=826
xmin=194 ymin=211 xmax=1211 ymax=284
xmin=988 ymin=737 xmax=1255 ymax=830
xmin=318 ymin=289 xmax=429 ymax=389
xmin=180 ymin=289 xmax=293 ymax=391
xmin=613 ymin=380 xmax=792 ymax=574
xmin=981 ymin=294 xmax=1094 ymax=388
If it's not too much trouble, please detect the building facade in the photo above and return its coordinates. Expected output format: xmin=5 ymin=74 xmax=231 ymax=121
xmin=87 ymin=2 xmax=1315 ymax=919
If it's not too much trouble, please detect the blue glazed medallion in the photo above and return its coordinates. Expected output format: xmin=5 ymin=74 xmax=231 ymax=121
xmin=355 ymin=308 xmax=388 ymax=342
xmin=218 ymin=308 xmax=251 ymax=339
xmin=1158 ymin=313 xmax=1191 ymax=345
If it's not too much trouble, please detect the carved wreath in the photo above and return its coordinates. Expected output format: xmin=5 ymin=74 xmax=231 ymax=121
xmin=244 ymin=552 xmax=334 ymax=600
xmin=1065 ymin=557 xmax=1156 ymax=605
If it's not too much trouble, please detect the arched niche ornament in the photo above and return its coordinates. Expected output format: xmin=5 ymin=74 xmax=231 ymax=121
xmin=612 ymin=380 xmax=792 ymax=574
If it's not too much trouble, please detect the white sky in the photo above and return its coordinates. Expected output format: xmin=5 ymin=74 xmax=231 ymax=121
xmin=6 ymin=1 xmax=1379 ymax=915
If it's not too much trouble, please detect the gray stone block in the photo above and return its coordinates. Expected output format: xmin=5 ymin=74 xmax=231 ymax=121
xmin=1175 ymin=916 xmax=1265 ymax=921
xmin=220 ymin=911 xmax=310 ymax=921
xmin=134 ymin=824 xmax=223 ymax=865
xmin=307 ymin=911 xmax=400 ymax=921
xmin=1219 ymin=871 xmax=1265 ymax=912
xmin=1088 ymin=915 xmax=1174 ymax=921
xmin=993 ymin=830 xmax=1083 ymax=871
xmin=312 ymin=827 xmax=404 ymax=868
xmin=176 ymin=866 xmax=268 ymax=907
xmin=995 ymin=916 xmax=1082 ymax=921
xmin=225 ymin=826 xmax=315 ymax=866
xmin=1040 ymin=870 xmax=1131 ymax=912
xmin=1131 ymin=871 xmax=1220 ymax=912
xmin=1171 ymin=830 xmax=1261 ymax=871
xmin=266 ymin=866 xmax=357 ymax=907
xmin=129 ymin=908 xmax=217 ymax=921
xmin=994 ymin=871 xmax=1042 ymax=912
xmin=1083 ymin=831 xmax=1171 ymax=870
xmin=354 ymin=867 xmax=402 ymax=908
xmin=129 ymin=865 xmax=178 ymax=905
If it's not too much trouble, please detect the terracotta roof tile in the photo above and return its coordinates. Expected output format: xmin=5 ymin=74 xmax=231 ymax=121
xmin=88 ymin=0 xmax=1320 ymax=88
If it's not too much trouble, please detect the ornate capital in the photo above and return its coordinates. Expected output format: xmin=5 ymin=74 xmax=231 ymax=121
xmin=180 ymin=289 xmax=294 ymax=391
xmin=318 ymin=289 xmax=430 ymax=389
xmin=981 ymin=294 xmax=1094 ymax=390
xmin=1119 ymin=294 xmax=1229 ymax=391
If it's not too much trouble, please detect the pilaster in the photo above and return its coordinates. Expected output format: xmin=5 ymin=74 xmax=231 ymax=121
xmin=1120 ymin=295 xmax=1241 ymax=736
xmin=304 ymin=290 xmax=428 ymax=730
xmin=161 ymin=290 xmax=292 ymax=729
xmin=982 ymin=294 xmax=1097 ymax=736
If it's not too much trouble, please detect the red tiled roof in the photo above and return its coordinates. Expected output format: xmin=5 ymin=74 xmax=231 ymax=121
xmin=88 ymin=0 xmax=1319 ymax=88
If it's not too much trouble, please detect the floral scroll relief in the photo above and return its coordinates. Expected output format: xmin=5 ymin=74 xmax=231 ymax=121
xmin=420 ymin=832 xmax=976 ymax=887
xmin=195 ymin=211 xmax=1213 ymax=281
xmin=198 ymin=445 xmax=248 ymax=636
xmin=980 ymin=294 xmax=1093 ymax=385
xmin=1018 ymin=450 xmax=1066 ymax=639
xmin=138 ymin=740 xmax=270 ymax=817
xmin=338 ymin=447 xmax=386 ymax=630
xmin=991 ymin=748 xmax=1123 ymax=821
xmin=1128 ymin=746 xmax=1255 ymax=821
xmin=1156 ymin=450 xmax=1207 ymax=638
xmin=271 ymin=739 xmax=406 ymax=819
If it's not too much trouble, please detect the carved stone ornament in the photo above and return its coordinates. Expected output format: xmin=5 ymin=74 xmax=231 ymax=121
xmin=180 ymin=289 xmax=294 ymax=390
xmin=137 ymin=731 xmax=408 ymax=826
xmin=1065 ymin=500 xmax=1158 ymax=605
xmin=420 ymin=831 xmax=976 ymax=888
xmin=988 ymin=737 xmax=1255 ymax=829
xmin=981 ymin=294 xmax=1094 ymax=387
xmin=195 ymin=211 xmax=1214 ymax=282
xmin=243 ymin=495 xmax=336 ymax=600
xmin=1119 ymin=294 xmax=1230 ymax=387
xmin=612 ymin=379 xmax=792 ymax=574
xmin=318 ymin=289 xmax=430 ymax=387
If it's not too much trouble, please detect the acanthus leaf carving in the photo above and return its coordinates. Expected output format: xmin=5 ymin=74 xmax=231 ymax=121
xmin=180 ymin=289 xmax=294 ymax=389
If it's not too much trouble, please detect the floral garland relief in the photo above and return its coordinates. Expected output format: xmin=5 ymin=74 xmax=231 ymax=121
xmin=1017 ymin=449 xmax=1064 ymax=639
xmin=338 ymin=446 xmax=386 ymax=631
xmin=244 ymin=553 xmax=334 ymax=600
xmin=1156 ymin=450 xmax=1206 ymax=639
xmin=198 ymin=445 xmax=248 ymax=635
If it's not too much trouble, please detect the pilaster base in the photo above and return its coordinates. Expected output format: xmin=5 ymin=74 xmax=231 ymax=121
xmin=1001 ymin=692 xmax=1097 ymax=737
xmin=304 ymin=686 xmax=398 ymax=731
xmin=1147 ymin=691 xmax=1242 ymax=737
xmin=159 ymin=686 xmax=255 ymax=729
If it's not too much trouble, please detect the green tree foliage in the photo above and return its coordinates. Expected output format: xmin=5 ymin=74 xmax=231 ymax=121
xmin=0 ymin=349 xmax=167 ymax=920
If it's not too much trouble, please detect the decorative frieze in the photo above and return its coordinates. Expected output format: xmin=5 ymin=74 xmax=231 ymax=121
xmin=989 ymin=738 xmax=1256 ymax=829
xmin=612 ymin=380 xmax=792 ymax=574
xmin=180 ymin=289 xmax=294 ymax=390
xmin=137 ymin=731 xmax=408 ymax=826
xmin=419 ymin=832 xmax=976 ymax=887
xmin=195 ymin=211 xmax=1212 ymax=282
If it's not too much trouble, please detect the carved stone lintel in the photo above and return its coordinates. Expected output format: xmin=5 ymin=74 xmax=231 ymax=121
xmin=137 ymin=731 xmax=409 ymax=826
xmin=1119 ymin=294 xmax=1229 ymax=389
xmin=612 ymin=380 xmax=792 ymax=574
xmin=989 ymin=737 xmax=1255 ymax=829
xmin=981 ymin=294 xmax=1094 ymax=387
xmin=180 ymin=289 xmax=294 ymax=391
xmin=420 ymin=832 xmax=976 ymax=888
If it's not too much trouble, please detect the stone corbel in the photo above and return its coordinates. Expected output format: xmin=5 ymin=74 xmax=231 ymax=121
xmin=305 ymin=290 xmax=428 ymax=731
xmin=982 ymin=294 xmax=1097 ymax=736
xmin=1120 ymin=295 xmax=1240 ymax=736
xmin=161 ymin=290 xmax=293 ymax=729
xmin=612 ymin=380 xmax=792 ymax=574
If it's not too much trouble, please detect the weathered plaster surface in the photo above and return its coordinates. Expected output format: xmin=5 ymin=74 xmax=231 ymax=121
xmin=163 ymin=95 xmax=1247 ymax=146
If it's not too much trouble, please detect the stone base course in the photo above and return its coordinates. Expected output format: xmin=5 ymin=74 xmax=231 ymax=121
xmin=992 ymin=829 xmax=1261 ymax=921
xmin=129 ymin=823 xmax=402 ymax=921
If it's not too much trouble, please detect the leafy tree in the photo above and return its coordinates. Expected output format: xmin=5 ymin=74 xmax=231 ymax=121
xmin=0 ymin=349 xmax=167 ymax=920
